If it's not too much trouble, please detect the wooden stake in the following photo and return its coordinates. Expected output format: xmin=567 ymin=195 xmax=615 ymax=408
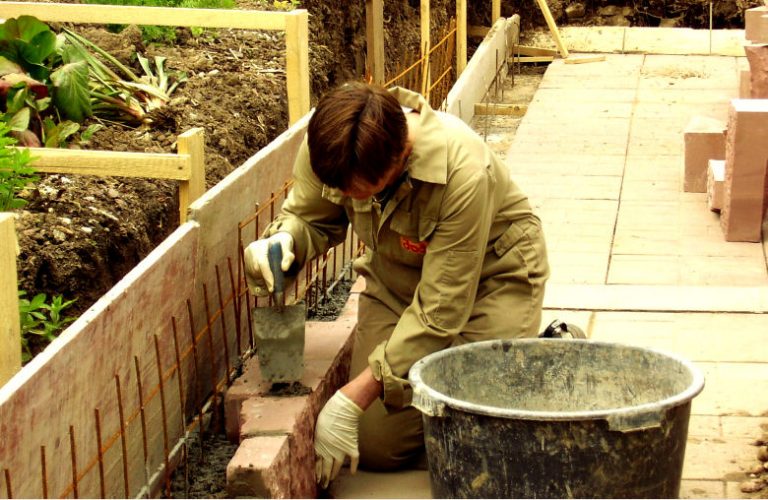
xmin=0 ymin=214 xmax=20 ymax=386
xmin=532 ymin=0 xmax=569 ymax=58
xmin=366 ymin=0 xmax=385 ymax=84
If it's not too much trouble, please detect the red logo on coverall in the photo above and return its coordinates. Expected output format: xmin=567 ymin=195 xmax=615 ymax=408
xmin=400 ymin=236 xmax=428 ymax=254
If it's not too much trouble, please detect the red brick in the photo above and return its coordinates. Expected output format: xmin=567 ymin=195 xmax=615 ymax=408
xmin=745 ymin=44 xmax=768 ymax=99
xmin=226 ymin=436 xmax=291 ymax=498
xmin=707 ymin=159 xmax=725 ymax=212
xmin=740 ymin=70 xmax=752 ymax=99
xmin=745 ymin=7 xmax=768 ymax=43
xmin=721 ymin=99 xmax=768 ymax=242
xmin=240 ymin=396 xmax=309 ymax=438
xmin=684 ymin=116 xmax=727 ymax=193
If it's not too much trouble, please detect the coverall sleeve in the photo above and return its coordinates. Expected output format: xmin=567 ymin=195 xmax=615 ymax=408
xmin=264 ymin=138 xmax=349 ymax=266
xmin=368 ymin=161 xmax=497 ymax=409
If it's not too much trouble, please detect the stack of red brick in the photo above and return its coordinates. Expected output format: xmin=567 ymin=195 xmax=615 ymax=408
xmin=684 ymin=6 xmax=768 ymax=242
xmin=223 ymin=283 xmax=363 ymax=498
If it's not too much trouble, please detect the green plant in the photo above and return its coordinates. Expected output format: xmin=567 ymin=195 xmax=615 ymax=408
xmin=83 ymin=0 xmax=236 ymax=44
xmin=0 ymin=16 xmax=92 ymax=146
xmin=18 ymin=290 xmax=77 ymax=362
xmin=62 ymin=28 xmax=187 ymax=123
xmin=0 ymin=122 xmax=37 ymax=210
xmin=273 ymin=0 xmax=300 ymax=10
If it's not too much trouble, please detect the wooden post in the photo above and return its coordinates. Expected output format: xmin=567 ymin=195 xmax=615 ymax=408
xmin=457 ymin=0 xmax=467 ymax=75
xmin=366 ymin=0 xmax=385 ymax=85
xmin=492 ymin=0 xmax=501 ymax=24
xmin=285 ymin=10 xmax=310 ymax=124
xmin=0 ymin=213 xmax=21 ymax=386
xmin=420 ymin=0 xmax=431 ymax=97
xmin=532 ymin=0 xmax=569 ymax=58
xmin=177 ymin=128 xmax=206 ymax=224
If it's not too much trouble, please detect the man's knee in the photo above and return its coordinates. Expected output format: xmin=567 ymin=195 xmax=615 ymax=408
xmin=358 ymin=399 xmax=424 ymax=471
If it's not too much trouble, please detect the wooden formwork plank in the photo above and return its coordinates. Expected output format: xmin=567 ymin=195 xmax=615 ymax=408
xmin=420 ymin=0 xmax=431 ymax=97
xmin=25 ymin=149 xmax=189 ymax=180
xmin=366 ymin=0 xmax=385 ymax=84
xmin=285 ymin=10 xmax=310 ymax=124
xmin=0 ymin=223 xmax=199 ymax=499
xmin=177 ymin=128 xmax=206 ymax=224
xmin=0 ymin=214 xmax=20 ymax=387
xmin=456 ymin=0 xmax=467 ymax=74
xmin=0 ymin=1 xmax=287 ymax=30
xmin=492 ymin=0 xmax=501 ymax=24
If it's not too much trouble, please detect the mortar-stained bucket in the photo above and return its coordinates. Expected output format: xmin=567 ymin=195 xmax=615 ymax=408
xmin=409 ymin=339 xmax=705 ymax=499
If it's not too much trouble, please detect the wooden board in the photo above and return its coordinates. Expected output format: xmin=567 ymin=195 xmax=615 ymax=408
xmin=0 ymin=214 xmax=20 ymax=387
xmin=0 ymin=223 xmax=199 ymax=498
xmin=474 ymin=103 xmax=528 ymax=116
xmin=0 ymin=1 xmax=287 ymax=30
xmin=564 ymin=55 xmax=607 ymax=64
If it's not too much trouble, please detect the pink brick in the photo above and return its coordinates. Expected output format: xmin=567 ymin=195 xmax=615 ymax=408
xmin=684 ymin=116 xmax=727 ymax=193
xmin=721 ymin=99 xmax=768 ymax=242
xmin=745 ymin=7 xmax=768 ymax=43
xmin=223 ymin=295 xmax=358 ymax=497
xmin=226 ymin=436 xmax=291 ymax=498
xmin=240 ymin=396 xmax=309 ymax=438
xmin=707 ymin=159 xmax=725 ymax=212
xmin=745 ymin=44 xmax=768 ymax=99
xmin=740 ymin=70 xmax=752 ymax=99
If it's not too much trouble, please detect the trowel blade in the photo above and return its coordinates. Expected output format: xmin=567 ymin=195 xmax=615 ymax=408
xmin=252 ymin=301 xmax=306 ymax=383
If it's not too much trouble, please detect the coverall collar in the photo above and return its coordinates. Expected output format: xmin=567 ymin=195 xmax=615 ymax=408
xmin=388 ymin=87 xmax=448 ymax=186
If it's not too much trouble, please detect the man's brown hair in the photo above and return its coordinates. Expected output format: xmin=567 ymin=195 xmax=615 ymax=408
xmin=307 ymin=82 xmax=407 ymax=191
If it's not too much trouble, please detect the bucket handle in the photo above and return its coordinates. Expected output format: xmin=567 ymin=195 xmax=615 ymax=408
xmin=606 ymin=409 xmax=664 ymax=433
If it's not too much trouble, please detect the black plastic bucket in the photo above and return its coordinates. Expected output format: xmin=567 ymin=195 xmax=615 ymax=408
xmin=409 ymin=339 xmax=705 ymax=499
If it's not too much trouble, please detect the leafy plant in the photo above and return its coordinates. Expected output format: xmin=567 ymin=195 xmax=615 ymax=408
xmin=273 ymin=0 xmax=300 ymax=10
xmin=0 ymin=122 xmax=37 ymax=210
xmin=62 ymin=28 xmax=187 ymax=124
xmin=18 ymin=290 xmax=77 ymax=362
xmin=83 ymin=0 xmax=236 ymax=44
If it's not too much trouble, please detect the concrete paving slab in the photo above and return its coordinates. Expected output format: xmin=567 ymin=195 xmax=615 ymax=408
xmin=684 ymin=435 xmax=758 ymax=479
xmin=691 ymin=362 xmax=768 ymax=416
xmin=680 ymin=479 xmax=727 ymax=498
xmin=623 ymin=154 xmax=682 ymax=180
xmin=546 ymin=251 xmax=610 ymax=284
xmin=530 ymin=88 xmax=636 ymax=104
xmin=589 ymin=312 xmax=768 ymax=363
xmin=513 ymin=173 xmax=623 ymax=200
xmin=608 ymin=254 xmax=767 ymax=286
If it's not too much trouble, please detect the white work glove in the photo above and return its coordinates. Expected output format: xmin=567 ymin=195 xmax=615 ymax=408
xmin=243 ymin=232 xmax=295 ymax=296
xmin=314 ymin=390 xmax=364 ymax=488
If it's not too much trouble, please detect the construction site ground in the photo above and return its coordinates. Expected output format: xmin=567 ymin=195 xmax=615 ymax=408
xmin=331 ymin=34 xmax=768 ymax=499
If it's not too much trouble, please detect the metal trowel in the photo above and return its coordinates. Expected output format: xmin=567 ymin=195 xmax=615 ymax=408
xmin=252 ymin=242 xmax=306 ymax=384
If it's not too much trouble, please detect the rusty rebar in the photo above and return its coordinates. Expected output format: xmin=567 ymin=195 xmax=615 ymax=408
xmin=202 ymin=284 xmax=220 ymax=432
xmin=133 ymin=356 xmax=151 ymax=497
xmin=94 ymin=409 xmax=106 ymax=499
xmin=226 ymin=257 xmax=242 ymax=357
xmin=114 ymin=375 xmax=130 ymax=498
xmin=68 ymin=425 xmax=79 ymax=499
xmin=153 ymin=335 xmax=172 ymax=497
xmin=215 ymin=265 xmax=232 ymax=384
xmin=171 ymin=318 xmax=190 ymax=498
xmin=40 ymin=446 xmax=48 ymax=499
xmin=4 ymin=468 xmax=12 ymax=498
xmin=186 ymin=300 xmax=205 ymax=441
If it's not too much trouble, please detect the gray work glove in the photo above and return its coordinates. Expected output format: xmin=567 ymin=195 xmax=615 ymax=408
xmin=314 ymin=390 xmax=363 ymax=488
xmin=243 ymin=232 xmax=295 ymax=296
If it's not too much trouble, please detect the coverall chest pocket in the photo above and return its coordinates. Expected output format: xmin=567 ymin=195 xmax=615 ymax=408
xmin=388 ymin=209 xmax=437 ymax=266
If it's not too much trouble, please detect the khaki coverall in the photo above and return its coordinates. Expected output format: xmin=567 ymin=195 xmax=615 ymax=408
xmin=265 ymin=87 xmax=549 ymax=470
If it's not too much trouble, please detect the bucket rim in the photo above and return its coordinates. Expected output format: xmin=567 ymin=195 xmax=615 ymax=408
xmin=408 ymin=338 xmax=705 ymax=423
